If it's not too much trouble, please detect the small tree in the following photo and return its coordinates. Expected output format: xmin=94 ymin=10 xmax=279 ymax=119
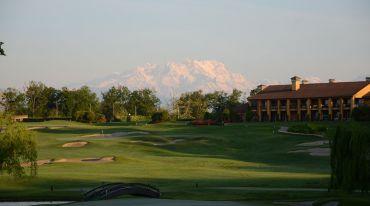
xmin=0 ymin=115 xmax=37 ymax=177
xmin=151 ymin=110 xmax=169 ymax=123
xmin=245 ymin=107 xmax=254 ymax=121
xmin=330 ymin=123 xmax=370 ymax=192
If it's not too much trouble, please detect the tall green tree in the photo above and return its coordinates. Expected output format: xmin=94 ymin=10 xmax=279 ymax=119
xmin=330 ymin=123 xmax=370 ymax=192
xmin=176 ymin=90 xmax=208 ymax=119
xmin=73 ymin=86 xmax=99 ymax=119
xmin=25 ymin=81 xmax=46 ymax=117
xmin=101 ymin=86 xmax=131 ymax=121
xmin=227 ymin=89 xmax=243 ymax=121
xmin=127 ymin=89 xmax=160 ymax=116
xmin=59 ymin=87 xmax=75 ymax=118
xmin=0 ymin=114 xmax=37 ymax=177
xmin=44 ymin=87 xmax=63 ymax=117
xmin=0 ymin=88 xmax=26 ymax=115
xmin=206 ymin=91 xmax=229 ymax=121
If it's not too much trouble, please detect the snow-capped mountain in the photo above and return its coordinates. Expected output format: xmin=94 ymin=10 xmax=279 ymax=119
xmin=85 ymin=60 xmax=255 ymax=101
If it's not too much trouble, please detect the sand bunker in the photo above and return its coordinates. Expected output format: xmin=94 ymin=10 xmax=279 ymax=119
xmin=289 ymin=148 xmax=330 ymax=157
xmin=22 ymin=156 xmax=115 ymax=167
xmin=27 ymin=126 xmax=47 ymax=130
xmin=81 ymin=131 xmax=149 ymax=138
xmin=62 ymin=141 xmax=88 ymax=148
xmin=27 ymin=126 xmax=68 ymax=130
xmin=296 ymin=140 xmax=329 ymax=147
xmin=48 ymin=126 xmax=68 ymax=129
xmin=54 ymin=156 xmax=115 ymax=163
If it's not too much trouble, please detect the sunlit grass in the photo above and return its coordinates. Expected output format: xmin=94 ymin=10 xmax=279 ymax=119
xmin=0 ymin=120 xmax=335 ymax=201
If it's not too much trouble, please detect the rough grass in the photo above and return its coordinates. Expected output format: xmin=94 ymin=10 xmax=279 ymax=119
xmin=0 ymin=120 xmax=338 ymax=201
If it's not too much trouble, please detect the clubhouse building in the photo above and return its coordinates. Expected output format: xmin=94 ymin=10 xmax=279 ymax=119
xmin=248 ymin=76 xmax=370 ymax=121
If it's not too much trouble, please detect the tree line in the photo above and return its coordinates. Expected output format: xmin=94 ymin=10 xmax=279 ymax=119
xmin=0 ymin=81 xmax=249 ymax=123
xmin=174 ymin=89 xmax=250 ymax=122
xmin=0 ymin=81 xmax=160 ymax=122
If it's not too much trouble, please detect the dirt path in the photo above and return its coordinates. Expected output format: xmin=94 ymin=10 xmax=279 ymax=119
xmin=296 ymin=140 xmax=328 ymax=147
xmin=288 ymin=148 xmax=330 ymax=157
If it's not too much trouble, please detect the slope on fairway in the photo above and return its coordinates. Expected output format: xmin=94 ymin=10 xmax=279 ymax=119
xmin=0 ymin=121 xmax=332 ymax=201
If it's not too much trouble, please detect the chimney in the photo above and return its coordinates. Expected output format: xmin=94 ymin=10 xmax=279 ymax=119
xmin=291 ymin=76 xmax=301 ymax=91
xmin=329 ymin=79 xmax=336 ymax=83
xmin=366 ymin=77 xmax=370 ymax=82
xmin=301 ymin=79 xmax=309 ymax=84
xmin=257 ymin=84 xmax=267 ymax=91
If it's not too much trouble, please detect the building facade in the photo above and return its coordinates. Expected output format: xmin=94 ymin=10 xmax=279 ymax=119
xmin=248 ymin=76 xmax=370 ymax=121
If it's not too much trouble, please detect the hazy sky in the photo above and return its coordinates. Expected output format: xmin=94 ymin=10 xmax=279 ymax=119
xmin=0 ymin=0 xmax=370 ymax=88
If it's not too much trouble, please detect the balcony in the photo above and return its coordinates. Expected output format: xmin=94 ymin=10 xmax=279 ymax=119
xmin=311 ymin=105 xmax=319 ymax=110
xmin=290 ymin=104 xmax=297 ymax=110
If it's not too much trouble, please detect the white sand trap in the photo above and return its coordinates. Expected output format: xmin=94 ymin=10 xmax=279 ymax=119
xmin=289 ymin=148 xmax=330 ymax=157
xmin=54 ymin=156 xmax=115 ymax=163
xmin=62 ymin=141 xmax=88 ymax=148
xmin=48 ymin=126 xmax=68 ymax=129
xmin=80 ymin=134 xmax=110 ymax=138
xmin=27 ymin=126 xmax=47 ymax=130
xmin=81 ymin=131 xmax=149 ymax=138
xmin=296 ymin=140 xmax=329 ymax=147
xmin=22 ymin=156 xmax=115 ymax=167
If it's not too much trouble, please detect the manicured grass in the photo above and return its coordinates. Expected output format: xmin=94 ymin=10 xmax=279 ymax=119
xmin=0 ymin=121 xmax=338 ymax=201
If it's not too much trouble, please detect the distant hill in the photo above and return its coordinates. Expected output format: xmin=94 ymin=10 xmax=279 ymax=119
xmin=84 ymin=60 xmax=255 ymax=102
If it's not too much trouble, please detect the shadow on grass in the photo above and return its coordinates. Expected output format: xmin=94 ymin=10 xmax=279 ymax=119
xmin=0 ymin=176 xmax=332 ymax=202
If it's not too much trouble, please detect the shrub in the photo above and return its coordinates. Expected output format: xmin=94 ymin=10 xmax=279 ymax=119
xmin=130 ymin=115 xmax=151 ymax=122
xmin=203 ymin=112 xmax=214 ymax=120
xmin=150 ymin=110 xmax=169 ymax=123
xmin=126 ymin=115 xmax=132 ymax=122
xmin=330 ymin=123 xmax=370 ymax=192
xmin=245 ymin=107 xmax=254 ymax=122
xmin=75 ymin=111 xmax=95 ymax=123
xmin=192 ymin=119 xmax=216 ymax=125
xmin=288 ymin=123 xmax=327 ymax=134
xmin=288 ymin=124 xmax=313 ymax=134
xmin=309 ymin=123 xmax=328 ymax=133
xmin=95 ymin=114 xmax=107 ymax=123
xmin=352 ymin=105 xmax=370 ymax=121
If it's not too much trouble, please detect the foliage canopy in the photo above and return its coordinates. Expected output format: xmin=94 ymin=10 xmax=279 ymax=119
xmin=0 ymin=115 xmax=38 ymax=177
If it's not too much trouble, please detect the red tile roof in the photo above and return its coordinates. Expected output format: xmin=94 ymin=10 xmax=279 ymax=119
xmin=248 ymin=81 xmax=369 ymax=100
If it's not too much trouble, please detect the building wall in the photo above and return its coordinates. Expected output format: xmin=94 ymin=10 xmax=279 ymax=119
xmin=250 ymin=96 xmax=366 ymax=121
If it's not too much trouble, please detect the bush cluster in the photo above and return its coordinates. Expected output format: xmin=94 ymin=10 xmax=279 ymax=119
xmin=288 ymin=123 xmax=327 ymax=134
xmin=330 ymin=123 xmax=370 ymax=192
xmin=150 ymin=110 xmax=169 ymax=123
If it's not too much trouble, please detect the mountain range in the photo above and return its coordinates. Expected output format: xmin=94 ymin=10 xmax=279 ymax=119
xmin=85 ymin=60 xmax=255 ymax=102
